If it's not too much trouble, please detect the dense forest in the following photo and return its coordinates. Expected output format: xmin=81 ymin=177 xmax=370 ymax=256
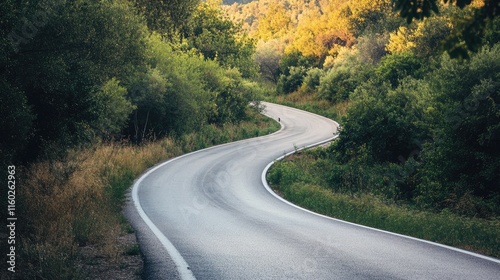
xmin=1 ymin=0 xmax=260 ymax=168
xmin=224 ymin=0 xmax=499 ymax=218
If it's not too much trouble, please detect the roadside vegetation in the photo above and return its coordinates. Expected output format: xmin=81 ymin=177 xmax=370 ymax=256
xmin=268 ymin=149 xmax=500 ymax=258
xmin=225 ymin=0 xmax=499 ymax=258
xmin=0 ymin=0 xmax=276 ymax=278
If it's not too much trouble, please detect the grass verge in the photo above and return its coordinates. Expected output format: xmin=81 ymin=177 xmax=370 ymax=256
xmin=265 ymin=90 xmax=349 ymax=121
xmin=13 ymin=108 xmax=279 ymax=279
xmin=267 ymin=149 xmax=500 ymax=259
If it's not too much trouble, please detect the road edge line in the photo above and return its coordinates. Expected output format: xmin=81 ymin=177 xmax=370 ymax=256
xmin=260 ymin=136 xmax=500 ymax=265
xmin=132 ymin=155 xmax=197 ymax=280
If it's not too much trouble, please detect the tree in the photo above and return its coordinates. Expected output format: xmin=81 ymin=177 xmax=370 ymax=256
xmin=126 ymin=33 xmax=253 ymax=141
xmin=134 ymin=0 xmax=200 ymax=35
xmin=334 ymin=79 xmax=430 ymax=165
xmin=375 ymin=52 xmax=422 ymax=87
xmin=185 ymin=2 xmax=258 ymax=77
xmin=256 ymin=2 xmax=292 ymax=41
xmin=302 ymin=68 xmax=324 ymax=92
xmin=128 ymin=34 xmax=211 ymax=139
xmin=349 ymin=0 xmax=399 ymax=36
xmin=0 ymin=79 xmax=34 ymax=166
xmin=2 ymin=0 xmax=148 ymax=161
xmin=277 ymin=66 xmax=308 ymax=94
xmin=210 ymin=69 xmax=249 ymax=124
xmin=290 ymin=7 xmax=329 ymax=58
xmin=279 ymin=50 xmax=316 ymax=75
xmin=128 ymin=67 xmax=170 ymax=142
xmin=417 ymin=45 xmax=500 ymax=215
xmin=394 ymin=0 xmax=500 ymax=58
xmin=95 ymin=78 xmax=136 ymax=139
xmin=356 ymin=32 xmax=390 ymax=64
xmin=386 ymin=26 xmax=417 ymax=54
xmin=253 ymin=39 xmax=284 ymax=83
xmin=318 ymin=67 xmax=357 ymax=102
xmin=386 ymin=15 xmax=453 ymax=57
xmin=275 ymin=50 xmax=317 ymax=94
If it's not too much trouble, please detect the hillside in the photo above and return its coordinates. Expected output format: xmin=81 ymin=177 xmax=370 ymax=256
xmin=224 ymin=0 xmax=399 ymax=59
xmin=224 ymin=0 xmax=500 ymax=219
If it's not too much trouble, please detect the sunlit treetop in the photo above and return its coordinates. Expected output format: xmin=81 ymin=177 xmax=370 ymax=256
xmin=393 ymin=0 xmax=499 ymax=58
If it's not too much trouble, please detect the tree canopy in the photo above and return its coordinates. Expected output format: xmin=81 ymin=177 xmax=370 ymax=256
xmin=394 ymin=0 xmax=500 ymax=57
xmin=1 ymin=0 xmax=260 ymax=165
xmin=134 ymin=0 xmax=200 ymax=35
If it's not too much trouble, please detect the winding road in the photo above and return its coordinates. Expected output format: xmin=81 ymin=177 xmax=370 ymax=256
xmin=127 ymin=102 xmax=500 ymax=279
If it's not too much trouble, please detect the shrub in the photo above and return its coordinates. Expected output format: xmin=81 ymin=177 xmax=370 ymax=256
xmin=276 ymin=66 xmax=308 ymax=94
xmin=317 ymin=67 xmax=357 ymax=102
xmin=334 ymin=79 xmax=430 ymax=164
xmin=317 ymin=53 xmax=372 ymax=102
xmin=416 ymin=46 xmax=500 ymax=216
xmin=301 ymin=68 xmax=324 ymax=93
xmin=375 ymin=52 xmax=422 ymax=87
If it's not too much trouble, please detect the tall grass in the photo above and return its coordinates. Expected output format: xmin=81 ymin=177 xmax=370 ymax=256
xmin=17 ymin=109 xmax=279 ymax=279
xmin=265 ymin=90 xmax=349 ymax=121
xmin=267 ymin=150 xmax=500 ymax=258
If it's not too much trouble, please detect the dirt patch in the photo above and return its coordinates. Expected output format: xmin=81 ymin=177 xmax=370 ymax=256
xmin=79 ymin=232 xmax=143 ymax=279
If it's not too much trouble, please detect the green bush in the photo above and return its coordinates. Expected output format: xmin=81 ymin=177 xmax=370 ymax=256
xmin=416 ymin=46 xmax=500 ymax=216
xmin=301 ymin=68 xmax=324 ymax=92
xmin=375 ymin=52 xmax=422 ymax=87
xmin=334 ymin=79 xmax=430 ymax=164
xmin=276 ymin=66 xmax=308 ymax=94
xmin=268 ymin=161 xmax=302 ymax=188
xmin=317 ymin=54 xmax=372 ymax=102
xmin=317 ymin=67 xmax=356 ymax=102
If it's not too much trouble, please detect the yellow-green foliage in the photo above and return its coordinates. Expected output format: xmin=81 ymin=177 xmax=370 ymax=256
xmin=226 ymin=0 xmax=393 ymax=59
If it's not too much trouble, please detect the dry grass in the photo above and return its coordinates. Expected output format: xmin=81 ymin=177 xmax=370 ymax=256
xmin=333 ymin=100 xmax=350 ymax=117
xmin=269 ymin=91 xmax=349 ymax=121
xmin=18 ymin=141 xmax=182 ymax=278
xmin=19 ymin=145 xmax=141 ymax=278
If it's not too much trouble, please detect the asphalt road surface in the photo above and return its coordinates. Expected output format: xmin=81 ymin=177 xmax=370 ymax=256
xmin=127 ymin=102 xmax=500 ymax=279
